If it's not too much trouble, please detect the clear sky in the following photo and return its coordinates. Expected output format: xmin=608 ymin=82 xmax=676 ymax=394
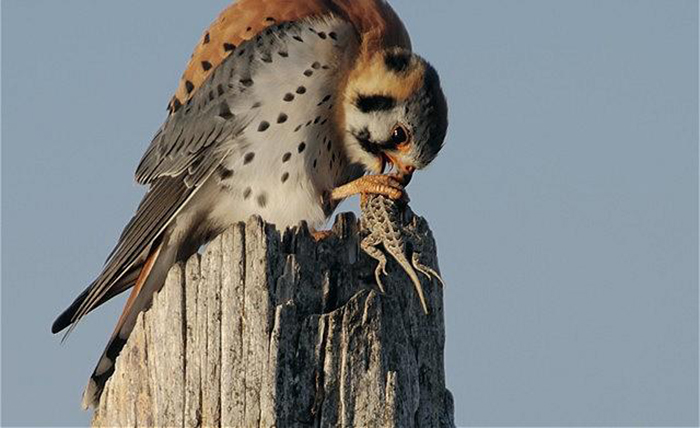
xmin=1 ymin=0 xmax=698 ymax=426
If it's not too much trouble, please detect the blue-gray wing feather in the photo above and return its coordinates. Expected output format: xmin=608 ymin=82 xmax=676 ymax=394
xmin=56 ymin=26 xmax=288 ymax=331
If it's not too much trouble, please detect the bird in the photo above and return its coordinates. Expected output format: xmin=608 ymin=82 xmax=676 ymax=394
xmin=51 ymin=0 xmax=448 ymax=409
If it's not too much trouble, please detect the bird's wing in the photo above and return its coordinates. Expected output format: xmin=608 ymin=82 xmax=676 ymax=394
xmin=167 ymin=0 xmax=410 ymax=114
xmin=54 ymin=20 xmax=287 ymax=334
xmin=80 ymin=13 xmax=371 ymax=408
xmin=56 ymin=176 xmax=200 ymax=336
xmin=54 ymin=0 xmax=411 ymax=335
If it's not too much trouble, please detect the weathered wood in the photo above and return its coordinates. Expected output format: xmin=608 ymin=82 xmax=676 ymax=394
xmin=92 ymin=213 xmax=454 ymax=427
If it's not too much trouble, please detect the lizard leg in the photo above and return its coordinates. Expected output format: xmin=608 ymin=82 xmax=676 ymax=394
xmin=360 ymin=237 xmax=388 ymax=293
xmin=412 ymin=252 xmax=446 ymax=288
xmin=330 ymin=174 xmax=404 ymax=201
xmin=374 ymin=258 xmax=387 ymax=294
xmin=381 ymin=239 xmax=430 ymax=313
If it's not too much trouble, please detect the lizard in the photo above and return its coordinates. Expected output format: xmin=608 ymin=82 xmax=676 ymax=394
xmin=359 ymin=193 xmax=445 ymax=313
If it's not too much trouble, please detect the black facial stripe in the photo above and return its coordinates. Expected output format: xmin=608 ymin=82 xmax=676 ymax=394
xmin=353 ymin=127 xmax=399 ymax=156
xmin=355 ymin=95 xmax=396 ymax=113
xmin=353 ymin=128 xmax=381 ymax=155
xmin=384 ymin=51 xmax=411 ymax=73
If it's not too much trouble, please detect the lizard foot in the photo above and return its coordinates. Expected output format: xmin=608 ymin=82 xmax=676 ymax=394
xmin=361 ymin=237 xmax=389 ymax=293
xmin=373 ymin=257 xmax=389 ymax=293
xmin=412 ymin=253 xmax=446 ymax=288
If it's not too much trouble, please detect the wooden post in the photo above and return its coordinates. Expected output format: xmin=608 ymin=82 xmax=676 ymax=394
xmin=92 ymin=212 xmax=455 ymax=427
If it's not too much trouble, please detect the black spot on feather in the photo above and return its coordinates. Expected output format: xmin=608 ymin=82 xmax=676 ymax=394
xmin=218 ymin=102 xmax=234 ymax=120
xmin=219 ymin=168 xmax=233 ymax=179
xmin=257 ymin=193 xmax=267 ymax=208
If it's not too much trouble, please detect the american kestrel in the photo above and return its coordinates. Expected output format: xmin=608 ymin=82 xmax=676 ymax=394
xmin=52 ymin=0 xmax=448 ymax=409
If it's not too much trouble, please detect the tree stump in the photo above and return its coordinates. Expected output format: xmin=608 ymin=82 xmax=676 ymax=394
xmin=92 ymin=212 xmax=455 ymax=427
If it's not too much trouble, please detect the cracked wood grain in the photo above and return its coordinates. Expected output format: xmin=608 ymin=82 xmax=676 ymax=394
xmin=92 ymin=213 xmax=454 ymax=428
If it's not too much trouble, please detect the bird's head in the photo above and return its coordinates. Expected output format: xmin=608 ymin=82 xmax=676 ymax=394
xmin=342 ymin=47 xmax=448 ymax=182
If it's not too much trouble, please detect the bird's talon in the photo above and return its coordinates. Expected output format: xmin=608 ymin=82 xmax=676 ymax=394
xmin=330 ymin=174 xmax=405 ymax=201
xmin=312 ymin=230 xmax=334 ymax=241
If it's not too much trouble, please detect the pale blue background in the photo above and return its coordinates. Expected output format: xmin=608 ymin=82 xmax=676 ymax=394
xmin=2 ymin=1 xmax=698 ymax=426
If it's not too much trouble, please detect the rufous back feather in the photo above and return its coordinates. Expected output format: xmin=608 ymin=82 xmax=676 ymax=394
xmin=168 ymin=0 xmax=410 ymax=114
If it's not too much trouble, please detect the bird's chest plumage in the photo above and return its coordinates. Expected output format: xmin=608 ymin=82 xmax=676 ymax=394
xmin=212 ymin=109 xmax=348 ymax=230
xmin=203 ymin=17 xmax=360 ymax=231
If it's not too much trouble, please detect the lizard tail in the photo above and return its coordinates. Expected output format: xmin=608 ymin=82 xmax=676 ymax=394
xmin=402 ymin=259 xmax=429 ymax=314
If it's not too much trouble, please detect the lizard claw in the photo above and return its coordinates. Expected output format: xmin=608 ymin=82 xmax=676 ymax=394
xmin=374 ymin=265 xmax=387 ymax=293
xmin=412 ymin=253 xmax=446 ymax=288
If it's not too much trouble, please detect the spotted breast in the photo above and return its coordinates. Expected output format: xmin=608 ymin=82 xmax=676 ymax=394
xmin=195 ymin=16 xmax=363 ymax=233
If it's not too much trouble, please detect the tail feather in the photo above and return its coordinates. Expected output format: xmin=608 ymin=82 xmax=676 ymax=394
xmin=52 ymin=266 xmax=141 ymax=335
xmin=81 ymin=241 xmax=176 ymax=409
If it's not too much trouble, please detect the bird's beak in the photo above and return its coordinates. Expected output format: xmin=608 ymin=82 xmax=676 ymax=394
xmin=385 ymin=153 xmax=415 ymax=185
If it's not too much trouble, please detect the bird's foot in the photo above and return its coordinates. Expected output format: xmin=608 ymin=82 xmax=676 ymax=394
xmin=330 ymin=174 xmax=405 ymax=201
xmin=311 ymin=230 xmax=334 ymax=241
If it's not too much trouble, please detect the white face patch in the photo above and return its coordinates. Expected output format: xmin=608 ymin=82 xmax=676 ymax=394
xmin=342 ymin=102 xmax=407 ymax=174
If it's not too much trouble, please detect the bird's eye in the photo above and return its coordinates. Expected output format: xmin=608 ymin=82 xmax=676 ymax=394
xmin=389 ymin=124 xmax=409 ymax=146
